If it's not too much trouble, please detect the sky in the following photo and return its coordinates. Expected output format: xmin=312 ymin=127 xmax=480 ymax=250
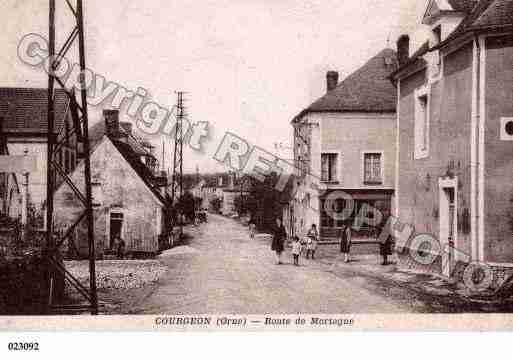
xmin=2 ymin=0 xmax=429 ymax=173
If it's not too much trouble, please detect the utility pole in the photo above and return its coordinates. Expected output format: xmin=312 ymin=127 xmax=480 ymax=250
xmin=171 ymin=91 xmax=186 ymax=235
xmin=46 ymin=0 xmax=97 ymax=314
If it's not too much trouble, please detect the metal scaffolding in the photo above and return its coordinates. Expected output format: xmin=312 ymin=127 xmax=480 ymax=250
xmin=170 ymin=91 xmax=186 ymax=234
xmin=46 ymin=0 xmax=97 ymax=314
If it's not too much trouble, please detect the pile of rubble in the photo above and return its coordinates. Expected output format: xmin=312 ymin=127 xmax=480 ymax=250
xmin=65 ymin=260 xmax=167 ymax=290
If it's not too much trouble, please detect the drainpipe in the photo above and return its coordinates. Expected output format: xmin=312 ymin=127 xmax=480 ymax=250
xmin=477 ymin=34 xmax=487 ymax=263
xmin=470 ymin=36 xmax=480 ymax=261
xmin=474 ymin=34 xmax=483 ymax=262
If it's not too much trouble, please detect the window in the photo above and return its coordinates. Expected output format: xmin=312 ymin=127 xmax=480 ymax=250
xmin=321 ymin=153 xmax=338 ymax=182
xmin=414 ymin=87 xmax=430 ymax=159
xmin=363 ymin=152 xmax=383 ymax=184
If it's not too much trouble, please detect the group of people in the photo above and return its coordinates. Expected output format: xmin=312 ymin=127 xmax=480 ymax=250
xmin=270 ymin=219 xmax=319 ymax=266
xmin=268 ymin=218 xmax=394 ymax=266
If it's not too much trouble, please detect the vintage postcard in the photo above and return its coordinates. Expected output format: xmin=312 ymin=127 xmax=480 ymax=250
xmin=1 ymin=0 xmax=513 ymax=338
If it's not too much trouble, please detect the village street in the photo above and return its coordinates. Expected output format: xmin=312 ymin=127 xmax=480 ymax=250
xmin=129 ymin=213 xmax=482 ymax=314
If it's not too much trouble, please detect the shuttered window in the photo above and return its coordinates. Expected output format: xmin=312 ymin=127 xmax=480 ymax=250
xmin=364 ymin=153 xmax=382 ymax=184
xmin=321 ymin=153 xmax=338 ymax=182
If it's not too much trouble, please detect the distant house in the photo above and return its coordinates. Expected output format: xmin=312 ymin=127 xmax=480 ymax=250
xmin=221 ymin=173 xmax=250 ymax=216
xmin=195 ymin=173 xmax=231 ymax=212
xmin=54 ymin=110 xmax=171 ymax=258
xmin=292 ymin=49 xmax=398 ymax=240
xmin=390 ymin=0 xmax=513 ymax=278
xmin=0 ymin=87 xmax=80 ymax=229
xmin=0 ymin=134 xmax=22 ymax=222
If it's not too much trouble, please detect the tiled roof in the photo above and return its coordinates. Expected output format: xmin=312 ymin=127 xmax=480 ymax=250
xmin=437 ymin=0 xmax=512 ymax=45
xmin=393 ymin=0 xmax=512 ymax=78
xmin=0 ymin=87 xmax=69 ymax=134
xmin=86 ymin=119 xmax=166 ymax=205
xmin=295 ymin=48 xmax=398 ymax=120
xmin=470 ymin=0 xmax=513 ymax=27
xmin=447 ymin=0 xmax=479 ymax=13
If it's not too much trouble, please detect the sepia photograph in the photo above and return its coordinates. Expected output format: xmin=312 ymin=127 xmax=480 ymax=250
xmin=1 ymin=0 xmax=513 ymax=336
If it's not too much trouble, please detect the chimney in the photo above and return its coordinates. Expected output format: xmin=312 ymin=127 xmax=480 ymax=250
xmin=104 ymin=109 xmax=120 ymax=137
xmin=120 ymin=122 xmax=133 ymax=135
xmin=397 ymin=34 xmax=410 ymax=66
xmin=326 ymin=71 xmax=339 ymax=92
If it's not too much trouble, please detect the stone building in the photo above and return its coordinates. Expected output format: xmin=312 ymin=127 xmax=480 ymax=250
xmin=390 ymin=0 xmax=513 ymax=279
xmin=54 ymin=110 xmax=171 ymax=258
xmin=292 ymin=49 xmax=398 ymax=240
xmin=0 ymin=87 xmax=79 ymax=229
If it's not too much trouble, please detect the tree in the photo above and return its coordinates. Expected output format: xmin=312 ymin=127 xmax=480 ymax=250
xmin=245 ymin=172 xmax=291 ymax=232
xmin=210 ymin=196 xmax=222 ymax=213
xmin=177 ymin=191 xmax=196 ymax=222
xmin=234 ymin=195 xmax=250 ymax=217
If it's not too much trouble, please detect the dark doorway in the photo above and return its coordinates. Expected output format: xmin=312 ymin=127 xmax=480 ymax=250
xmin=109 ymin=212 xmax=123 ymax=249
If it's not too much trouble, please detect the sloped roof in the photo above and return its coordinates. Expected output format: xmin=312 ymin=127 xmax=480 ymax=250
xmin=447 ymin=0 xmax=479 ymax=13
xmin=393 ymin=0 xmax=512 ymax=79
xmin=294 ymin=48 xmax=398 ymax=121
xmin=470 ymin=0 xmax=513 ymax=27
xmin=84 ymin=118 xmax=166 ymax=206
xmin=109 ymin=137 xmax=167 ymax=206
xmin=0 ymin=87 xmax=69 ymax=134
xmin=88 ymin=119 xmax=155 ymax=157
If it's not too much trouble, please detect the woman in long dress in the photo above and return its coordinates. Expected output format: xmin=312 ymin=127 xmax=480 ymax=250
xmin=339 ymin=225 xmax=352 ymax=263
xmin=271 ymin=218 xmax=287 ymax=264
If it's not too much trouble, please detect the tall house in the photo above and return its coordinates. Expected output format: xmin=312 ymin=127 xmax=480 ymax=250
xmin=391 ymin=0 xmax=513 ymax=279
xmin=292 ymin=49 xmax=398 ymax=239
xmin=0 ymin=88 xmax=80 ymax=228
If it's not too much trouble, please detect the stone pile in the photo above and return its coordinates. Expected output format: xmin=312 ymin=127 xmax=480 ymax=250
xmin=65 ymin=260 xmax=167 ymax=290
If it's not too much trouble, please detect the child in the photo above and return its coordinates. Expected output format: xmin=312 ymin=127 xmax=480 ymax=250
xmin=249 ymin=220 xmax=256 ymax=240
xmin=301 ymin=235 xmax=309 ymax=258
xmin=292 ymin=236 xmax=301 ymax=266
xmin=306 ymin=224 xmax=318 ymax=259
xmin=307 ymin=235 xmax=318 ymax=259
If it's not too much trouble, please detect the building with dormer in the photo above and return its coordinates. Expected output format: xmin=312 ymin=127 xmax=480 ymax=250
xmin=53 ymin=110 xmax=172 ymax=258
xmin=391 ymin=0 xmax=513 ymax=279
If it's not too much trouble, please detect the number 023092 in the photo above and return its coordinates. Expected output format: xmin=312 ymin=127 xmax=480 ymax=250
xmin=8 ymin=342 xmax=39 ymax=351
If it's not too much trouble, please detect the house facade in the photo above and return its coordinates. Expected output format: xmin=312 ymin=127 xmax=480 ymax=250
xmin=292 ymin=49 xmax=398 ymax=240
xmin=1 ymin=87 xmax=79 ymax=229
xmin=391 ymin=0 xmax=513 ymax=279
xmin=54 ymin=110 xmax=170 ymax=258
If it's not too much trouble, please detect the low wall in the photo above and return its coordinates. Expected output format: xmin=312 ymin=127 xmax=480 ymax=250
xmin=397 ymin=247 xmax=513 ymax=294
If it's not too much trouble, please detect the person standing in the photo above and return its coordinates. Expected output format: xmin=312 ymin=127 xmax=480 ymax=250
xmin=306 ymin=224 xmax=318 ymax=259
xmin=380 ymin=235 xmax=393 ymax=265
xmin=291 ymin=236 xmax=301 ymax=266
xmin=116 ymin=236 xmax=126 ymax=259
xmin=271 ymin=218 xmax=287 ymax=264
xmin=249 ymin=219 xmax=256 ymax=240
xmin=339 ymin=225 xmax=352 ymax=263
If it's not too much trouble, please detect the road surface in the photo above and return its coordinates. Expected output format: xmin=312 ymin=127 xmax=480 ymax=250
xmin=133 ymin=214 xmax=415 ymax=314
